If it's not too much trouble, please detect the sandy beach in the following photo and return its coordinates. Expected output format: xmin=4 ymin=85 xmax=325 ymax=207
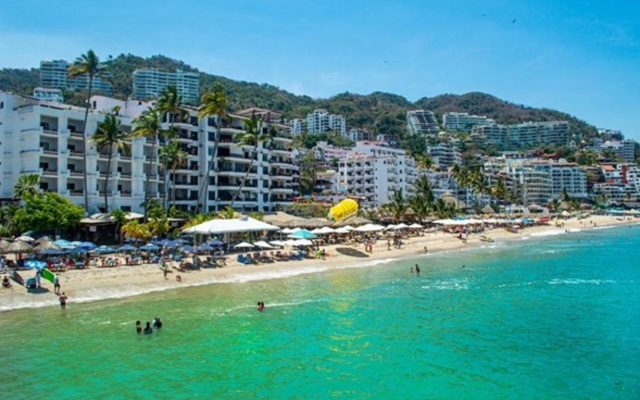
xmin=1 ymin=214 xmax=637 ymax=311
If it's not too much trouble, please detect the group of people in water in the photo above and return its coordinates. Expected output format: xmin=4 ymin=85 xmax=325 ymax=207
xmin=136 ymin=317 xmax=163 ymax=334
xmin=256 ymin=301 xmax=266 ymax=312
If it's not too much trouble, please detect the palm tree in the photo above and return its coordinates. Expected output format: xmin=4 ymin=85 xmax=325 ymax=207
xmin=131 ymin=108 xmax=169 ymax=220
xmin=408 ymin=194 xmax=430 ymax=223
xmin=13 ymin=174 xmax=42 ymax=199
xmin=159 ymin=141 xmax=188 ymax=208
xmin=198 ymin=85 xmax=229 ymax=213
xmin=230 ymin=112 xmax=273 ymax=209
xmin=121 ymin=220 xmax=151 ymax=242
xmin=68 ymin=50 xmax=107 ymax=214
xmin=157 ymin=86 xmax=187 ymax=207
xmin=91 ymin=113 xmax=129 ymax=211
xmin=414 ymin=175 xmax=434 ymax=203
xmin=109 ymin=208 xmax=127 ymax=243
xmin=383 ymin=190 xmax=409 ymax=223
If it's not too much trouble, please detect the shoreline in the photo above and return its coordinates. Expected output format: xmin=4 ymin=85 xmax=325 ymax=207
xmin=1 ymin=215 xmax=637 ymax=312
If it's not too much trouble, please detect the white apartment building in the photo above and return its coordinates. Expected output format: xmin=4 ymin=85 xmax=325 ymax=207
xmin=313 ymin=141 xmax=351 ymax=162
xmin=593 ymin=163 xmax=640 ymax=200
xmin=290 ymin=118 xmax=306 ymax=136
xmin=406 ymin=110 xmax=438 ymax=135
xmin=600 ymin=140 xmax=636 ymax=161
xmin=306 ymin=109 xmax=346 ymax=135
xmin=335 ymin=141 xmax=416 ymax=207
xmin=40 ymin=59 xmax=113 ymax=95
xmin=33 ymin=87 xmax=64 ymax=103
xmin=506 ymin=159 xmax=587 ymax=205
xmin=343 ymin=128 xmax=374 ymax=142
xmin=427 ymin=143 xmax=462 ymax=169
xmin=132 ymin=68 xmax=200 ymax=105
xmin=442 ymin=112 xmax=494 ymax=132
xmin=473 ymin=121 xmax=570 ymax=148
xmin=0 ymin=91 xmax=297 ymax=214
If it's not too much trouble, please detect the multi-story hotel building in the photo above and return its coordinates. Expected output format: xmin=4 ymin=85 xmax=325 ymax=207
xmin=442 ymin=112 xmax=494 ymax=132
xmin=473 ymin=121 xmax=570 ymax=149
xmin=427 ymin=143 xmax=462 ymax=169
xmin=306 ymin=109 xmax=346 ymax=135
xmin=505 ymin=159 xmax=587 ymax=205
xmin=406 ymin=110 xmax=438 ymax=135
xmin=336 ymin=142 xmax=416 ymax=207
xmin=0 ymin=92 xmax=297 ymax=214
xmin=132 ymin=68 xmax=200 ymax=105
xmin=40 ymin=60 xmax=113 ymax=95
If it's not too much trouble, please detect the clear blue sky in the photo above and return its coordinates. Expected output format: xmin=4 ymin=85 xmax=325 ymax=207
xmin=1 ymin=0 xmax=638 ymax=139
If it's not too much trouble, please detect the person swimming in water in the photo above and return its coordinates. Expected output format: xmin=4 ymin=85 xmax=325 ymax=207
xmin=136 ymin=320 xmax=142 ymax=334
xmin=256 ymin=301 xmax=265 ymax=311
xmin=143 ymin=321 xmax=153 ymax=334
xmin=415 ymin=264 xmax=421 ymax=274
xmin=152 ymin=317 xmax=163 ymax=329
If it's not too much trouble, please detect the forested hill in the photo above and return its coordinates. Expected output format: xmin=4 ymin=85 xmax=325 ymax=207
xmin=0 ymin=53 xmax=597 ymax=138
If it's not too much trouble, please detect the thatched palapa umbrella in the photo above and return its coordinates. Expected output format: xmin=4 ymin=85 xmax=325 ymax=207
xmin=5 ymin=240 xmax=34 ymax=254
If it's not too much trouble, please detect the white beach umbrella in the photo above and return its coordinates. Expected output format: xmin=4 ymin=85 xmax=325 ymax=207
xmin=253 ymin=241 xmax=274 ymax=249
xmin=311 ymin=228 xmax=324 ymax=234
xmin=316 ymin=226 xmax=336 ymax=234
xmin=392 ymin=223 xmax=409 ymax=230
xmin=333 ymin=227 xmax=352 ymax=234
xmin=409 ymin=223 xmax=423 ymax=228
xmin=384 ymin=224 xmax=396 ymax=230
xmin=342 ymin=225 xmax=355 ymax=231
xmin=280 ymin=227 xmax=299 ymax=234
xmin=234 ymin=242 xmax=255 ymax=249
xmin=269 ymin=240 xmax=286 ymax=247
xmin=293 ymin=239 xmax=313 ymax=246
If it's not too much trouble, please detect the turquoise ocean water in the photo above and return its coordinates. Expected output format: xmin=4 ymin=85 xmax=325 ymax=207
xmin=1 ymin=225 xmax=639 ymax=399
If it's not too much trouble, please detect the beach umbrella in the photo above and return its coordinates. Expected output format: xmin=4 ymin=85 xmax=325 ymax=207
xmin=333 ymin=227 xmax=351 ymax=234
xmin=253 ymin=241 xmax=274 ymax=249
xmin=5 ymin=240 xmax=33 ymax=253
xmin=67 ymin=246 xmax=88 ymax=254
xmin=208 ymin=239 xmax=225 ymax=246
xmin=293 ymin=239 xmax=313 ymax=246
xmin=95 ymin=245 xmax=116 ymax=254
xmin=0 ymin=239 xmax=11 ymax=252
xmin=139 ymin=243 xmax=160 ymax=251
xmin=234 ymin=242 xmax=255 ymax=249
xmin=163 ymin=239 xmax=183 ymax=248
xmin=287 ymin=229 xmax=317 ymax=239
xmin=269 ymin=240 xmax=286 ymax=247
xmin=117 ymin=244 xmax=138 ymax=252
xmin=34 ymin=240 xmax=61 ymax=252
xmin=197 ymin=243 xmax=214 ymax=251
xmin=15 ymin=235 xmax=35 ymax=242
xmin=39 ymin=248 xmax=65 ymax=256
xmin=280 ymin=227 xmax=299 ymax=234
xmin=24 ymin=260 xmax=47 ymax=269
xmin=35 ymin=236 xmax=53 ymax=244
xmin=76 ymin=241 xmax=97 ymax=250
xmin=179 ymin=245 xmax=196 ymax=253
xmin=409 ymin=223 xmax=423 ymax=228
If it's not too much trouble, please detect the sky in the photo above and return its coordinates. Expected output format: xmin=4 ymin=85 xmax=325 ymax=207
xmin=1 ymin=0 xmax=639 ymax=139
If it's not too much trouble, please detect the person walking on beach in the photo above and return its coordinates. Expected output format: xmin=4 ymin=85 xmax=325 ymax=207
xmin=53 ymin=275 xmax=61 ymax=295
xmin=59 ymin=292 xmax=68 ymax=309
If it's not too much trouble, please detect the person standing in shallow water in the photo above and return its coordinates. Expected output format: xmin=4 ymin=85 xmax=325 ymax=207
xmin=415 ymin=264 xmax=421 ymax=274
xmin=144 ymin=322 xmax=153 ymax=334
xmin=136 ymin=321 xmax=142 ymax=333
xmin=58 ymin=292 xmax=68 ymax=309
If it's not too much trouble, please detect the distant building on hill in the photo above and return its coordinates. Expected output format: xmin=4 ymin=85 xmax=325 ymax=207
xmin=599 ymin=140 xmax=636 ymax=161
xmin=473 ymin=121 xmax=570 ymax=149
xmin=132 ymin=68 xmax=200 ymax=104
xmin=427 ymin=143 xmax=462 ymax=169
xmin=406 ymin=110 xmax=438 ymax=135
xmin=40 ymin=59 xmax=113 ymax=95
xmin=290 ymin=109 xmax=346 ymax=136
xmin=442 ymin=112 xmax=494 ymax=132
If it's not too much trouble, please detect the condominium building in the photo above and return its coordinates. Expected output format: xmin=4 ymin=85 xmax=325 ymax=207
xmin=343 ymin=128 xmax=374 ymax=142
xmin=40 ymin=60 xmax=113 ymax=95
xmin=306 ymin=109 xmax=346 ymax=135
xmin=427 ymin=143 xmax=462 ymax=169
xmin=442 ymin=112 xmax=494 ymax=132
xmin=335 ymin=141 xmax=416 ymax=207
xmin=406 ymin=110 xmax=438 ymax=135
xmin=33 ymin=87 xmax=64 ymax=103
xmin=473 ymin=121 xmax=570 ymax=149
xmin=505 ymin=159 xmax=587 ymax=205
xmin=132 ymin=68 xmax=200 ymax=105
xmin=600 ymin=140 xmax=636 ymax=161
xmin=0 ymin=91 xmax=297 ymax=214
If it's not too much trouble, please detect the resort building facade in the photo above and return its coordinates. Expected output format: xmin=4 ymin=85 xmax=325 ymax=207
xmin=406 ymin=110 xmax=438 ymax=135
xmin=442 ymin=112 xmax=494 ymax=132
xmin=40 ymin=59 xmax=113 ymax=95
xmin=473 ymin=121 xmax=570 ymax=149
xmin=0 ymin=92 xmax=297 ymax=214
xmin=132 ymin=68 xmax=200 ymax=105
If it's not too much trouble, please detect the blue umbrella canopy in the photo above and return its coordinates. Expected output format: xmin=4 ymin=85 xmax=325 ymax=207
xmin=24 ymin=260 xmax=47 ymax=269
xmin=96 ymin=245 xmax=115 ymax=254
xmin=207 ymin=239 xmax=224 ymax=246
xmin=163 ymin=239 xmax=182 ymax=248
xmin=197 ymin=243 xmax=214 ymax=251
xmin=77 ymin=241 xmax=97 ymax=249
xmin=179 ymin=245 xmax=196 ymax=253
xmin=39 ymin=248 xmax=64 ymax=256
xmin=287 ymin=229 xmax=317 ymax=239
xmin=117 ymin=244 xmax=138 ymax=252
xmin=139 ymin=244 xmax=160 ymax=251
xmin=67 ymin=246 xmax=88 ymax=254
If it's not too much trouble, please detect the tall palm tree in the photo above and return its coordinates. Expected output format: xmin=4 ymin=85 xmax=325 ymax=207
xmin=408 ymin=194 xmax=430 ymax=223
xmin=91 ymin=113 xmax=129 ymax=211
xmin=131 ymin=108 xmax=169 ymax=220
xmin=198 ymin=85 xmax=229 ymax=213
xmin=414 ymin=175 xmax=434 ymax=203
xmin=157 ymin=86 xmax=186 ymax=208
xmin=383 ymin=190 xmax=409 ymax=223
xmin=109 ymin=208 xmax=127 ymax=243
xmin=230 ymin=112 xmax=273 ymax=209
xmin=159 ymin=141 xmax=188 ymax=208
xmin=13 ymin=174 xmax=42 ymax=199
xmin=68 ymin=50 xmax=107 ymax=214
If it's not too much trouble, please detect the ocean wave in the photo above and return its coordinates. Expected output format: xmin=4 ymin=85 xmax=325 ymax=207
xmin=422 ymin=279 xmax=470 ymax=291
xmin=548 ymin=278 xmax=617 ymax=285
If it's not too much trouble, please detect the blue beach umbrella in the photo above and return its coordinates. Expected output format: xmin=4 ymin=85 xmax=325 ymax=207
xmin=287 ymin=229 xmax=317 ymax=239
xmin=67 ymin=246 xmax=88 ymax=254
xmin=139 ymin=243 xmax=160 ymax=251
xmin=198 ymin=243 xmax=214 ymax=251
xmin=117 ymin=244 xmax=138 ymax=252
xmin=95 ymin=245 xmax=115 ymax=254
xmin=208 ymin=239 xmax=224 ymax=246
xmin=77 ymin=241 xmax=97 ymax=250
xmin=24 ymin=260 xmax=47 ymax=269
xmin=39 ymin=248 xmax=64 ymax=256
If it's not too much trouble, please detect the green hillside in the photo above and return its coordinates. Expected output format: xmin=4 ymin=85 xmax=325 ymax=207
xmin=0 ymin=53 xmax=598 ymax=139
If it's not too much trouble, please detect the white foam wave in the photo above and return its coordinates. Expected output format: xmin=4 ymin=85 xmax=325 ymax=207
xmin=422 ymin=279 xmax=470 ymax=291
xmin=548 ymin=278 xmax=617 ymax=286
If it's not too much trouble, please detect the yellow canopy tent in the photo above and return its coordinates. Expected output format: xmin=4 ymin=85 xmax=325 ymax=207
xmin=327 ymin=199 xmax=359 ymax=223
